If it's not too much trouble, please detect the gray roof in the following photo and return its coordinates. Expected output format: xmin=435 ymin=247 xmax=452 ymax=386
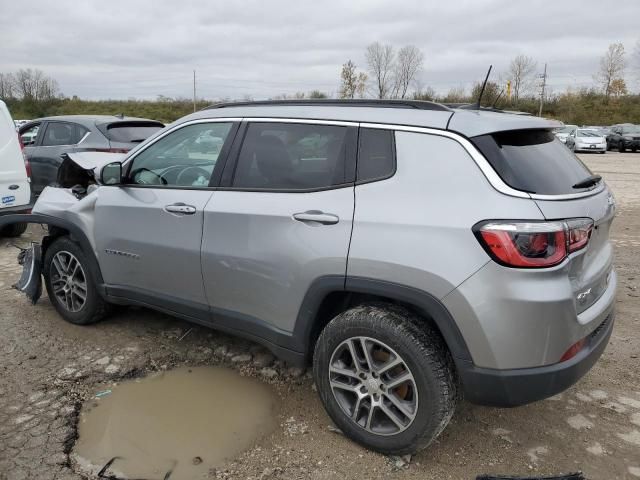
xmin=178 ymin=102 xmax=561 ymax=137
xmin=33 ymin=115 xmax=162 ymax=126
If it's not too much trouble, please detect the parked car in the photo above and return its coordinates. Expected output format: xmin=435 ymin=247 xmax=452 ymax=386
xmin=13 ymin=119 xmax=30 ymax=129
xmin=607 ymin=124 xmax=640 ymax=152
xmin=553 ymin=124 xmax=578 ymax=143
xmin=0 ymin=100 xmax=31 ymax=237
xmin=565 ymin=128 xmax=607 ymax=153
xmin=18 ymin=115 xmax=164 ymax=197
xmin=1 ymin=99 xmax=616 ymax=454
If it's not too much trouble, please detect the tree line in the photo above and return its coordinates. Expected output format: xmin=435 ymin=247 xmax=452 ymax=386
xmin=2 ymin=39 xmax=640 ymax=125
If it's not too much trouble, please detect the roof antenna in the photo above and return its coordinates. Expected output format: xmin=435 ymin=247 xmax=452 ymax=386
xmin=475 ymin=65 xmax=493 ymax=109
xmin=491 ymin=88 xmax=504 ymax=109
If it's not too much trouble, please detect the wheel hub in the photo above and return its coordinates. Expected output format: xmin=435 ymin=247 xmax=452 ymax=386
xmin=50 ymin=251 xmax=87 ymax=313
xmin=328 ymin=336 xmax=418 ymax=436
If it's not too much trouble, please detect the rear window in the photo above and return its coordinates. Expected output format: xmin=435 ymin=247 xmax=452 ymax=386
xmin=102 ymin=122 xmax=163 ymax=144
xmin=472 ymin=129 xmax=593 ymax=195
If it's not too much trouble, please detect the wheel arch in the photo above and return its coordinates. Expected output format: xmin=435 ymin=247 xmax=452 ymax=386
xmin=0 ymin=213 xmax=104 ymax=288
xmin=294 ymin=276 xmax=473 ymax=367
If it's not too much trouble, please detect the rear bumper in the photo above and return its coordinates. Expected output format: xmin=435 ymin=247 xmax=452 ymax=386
xmin=459 ymin=311 xmax=614 ymax=407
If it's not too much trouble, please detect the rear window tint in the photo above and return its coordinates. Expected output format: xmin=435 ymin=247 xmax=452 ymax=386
xmin=103 ymin=122 xmax=163 ymax=144
xmin=472 ymin=129 xmax=593 ymax=195
xmin=357 ymin=128 xmax=395 ymax=182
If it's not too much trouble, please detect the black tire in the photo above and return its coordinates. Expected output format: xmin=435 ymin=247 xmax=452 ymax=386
xmin=632 ymin=147 xmax=638 ymax=153
xmin=43 ymin=236 xmax=109 ymax=325
xmin=606 ymin=141 xmax=611 ymax=151
xmin=619 ymin=142 xmax=626 ymax=153
xmin=1 ymin=222 xmax=28 ymax=237
xmin=313 ymin=304 xmax=457 ymax=455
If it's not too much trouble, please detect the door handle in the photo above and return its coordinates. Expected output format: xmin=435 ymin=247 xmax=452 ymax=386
xmin=8 ymin=185 xmax=19 ymax=190
xmin=293 ymin=210 xmax=339 ymax=225
xmin=164 ymin=203 xmax=197 ymax=215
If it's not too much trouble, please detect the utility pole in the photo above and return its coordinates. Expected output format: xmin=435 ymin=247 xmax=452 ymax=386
xmin=538 ymin=63 xmax=547 ymax=117
xmin=193 ymin=70 xmax=196 ymax=112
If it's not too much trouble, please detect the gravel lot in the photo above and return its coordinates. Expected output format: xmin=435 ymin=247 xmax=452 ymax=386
xmin=1 ymin=152 xmax=639 ymax=480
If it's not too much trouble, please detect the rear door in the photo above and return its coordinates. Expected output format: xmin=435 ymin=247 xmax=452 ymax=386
xmin=0 ymin=101 xmax=30 ymax=210
xmin=201 ymin=120 xmax=357 ymax=334
xmin=94 ymin=120 xmax=238 ymax=312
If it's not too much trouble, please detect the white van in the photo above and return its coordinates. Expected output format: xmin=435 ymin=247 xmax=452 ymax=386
xmin=0 ymin=100 xmax=31 ymax=237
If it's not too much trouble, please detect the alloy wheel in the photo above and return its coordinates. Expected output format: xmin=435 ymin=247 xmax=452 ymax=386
xmin=328 ymin=336 xmax=418 ymax=435
xmin=50 ymin=251 xmax=88 ymax=313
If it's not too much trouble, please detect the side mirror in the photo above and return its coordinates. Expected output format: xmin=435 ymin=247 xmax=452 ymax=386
xmin=100 ymin=162 xmax=123 ymax=185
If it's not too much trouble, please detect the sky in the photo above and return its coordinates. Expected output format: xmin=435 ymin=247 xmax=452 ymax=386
xmin=2 ymin=0 xmax=639 ymax=101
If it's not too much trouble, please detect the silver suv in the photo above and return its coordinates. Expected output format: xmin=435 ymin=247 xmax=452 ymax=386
xmin=2 ymin=100 xmax=617 ymax=454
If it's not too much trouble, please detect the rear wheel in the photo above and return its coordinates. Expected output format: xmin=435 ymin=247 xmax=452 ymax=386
xmin=313 ymin=304 xmax=457 ymax=454
xmin=43 ymin=236 xmax=109 ymax=325
xmin=1 ymin=222 xmax=27 ymax=237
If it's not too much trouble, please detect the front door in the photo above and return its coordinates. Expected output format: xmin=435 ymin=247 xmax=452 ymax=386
xmin=94 ymin=120 xmax=238 ymax=312
xmin=202 ymin=120 xmax=357 ymax=335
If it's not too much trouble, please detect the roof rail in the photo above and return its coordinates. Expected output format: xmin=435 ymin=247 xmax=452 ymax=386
xmin=203 ymin=99 xmax=452 ymax=112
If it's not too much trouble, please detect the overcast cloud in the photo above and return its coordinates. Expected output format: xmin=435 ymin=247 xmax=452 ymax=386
xmin=2 ymin=0 xmax=639 ymax=100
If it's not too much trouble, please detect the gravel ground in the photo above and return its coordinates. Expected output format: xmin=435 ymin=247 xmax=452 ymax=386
xmin=1 ymin=151 xmax=639 ymax=480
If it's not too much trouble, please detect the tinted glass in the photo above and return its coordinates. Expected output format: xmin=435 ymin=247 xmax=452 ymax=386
xmin=357 ymin=128 xmax=395 ymax=182
xmin=42 ymin=122 xmax=76 ymax=146
xmin=472 ymin=129 xmax=593 ymax=195
xmin=233 ymin=122 xmax=349 ymax=190
xmin=106 ymin=122 xmax=164 ymax=143
xmin=128 ymin=122 xmax=232 ymax=187
xmin=621 ymin=125 xmax=640 ymax=134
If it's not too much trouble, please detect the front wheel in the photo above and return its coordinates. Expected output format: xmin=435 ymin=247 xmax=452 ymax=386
xmin=313 ymin=304 xmax=457 ymax=455
xmin=1 ymin=222 xmax=27 ymax=237
xmin=619 ymin=142 xmax=626 ymax=153
xmin=43 ymin=236 xmax=109 ymax=325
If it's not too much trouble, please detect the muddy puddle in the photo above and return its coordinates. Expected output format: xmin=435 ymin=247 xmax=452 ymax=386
xmin=72 ymin=366 xmax=277 ymax=479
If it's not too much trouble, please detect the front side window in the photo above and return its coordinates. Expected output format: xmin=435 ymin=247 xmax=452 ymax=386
xmin=127 ymin=122 xmax=233 ymax=187
xmin=232 ymin=122 xmax=351 ymax=190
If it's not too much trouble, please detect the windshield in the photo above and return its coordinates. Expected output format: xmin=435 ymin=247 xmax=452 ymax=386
xmin=555 ymin=125 xmax=577 ymax=134
xmin=577 ymin=130 xmax=601 ymax=137
xmin=622 ymin=125 xmax=640 ymax=134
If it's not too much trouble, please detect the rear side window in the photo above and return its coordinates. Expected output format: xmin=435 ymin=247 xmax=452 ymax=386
xmin=232 ymin=122 xmax=352 ymax=190
xmin=102 ymin=122 xmax=164 ymax=144
xmin=472 ymin=129 xmax=593 ymax=195
xmin=41 ymin=122 xmax=86 ymax=146
xmin=357 ymin=128 xmax=395 ymax=182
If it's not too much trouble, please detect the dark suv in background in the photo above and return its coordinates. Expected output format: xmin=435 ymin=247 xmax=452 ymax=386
xmin=606 ymin=124 xmax=640 ymax=152
xmin=18 ymin=115 xmax=164 ymax=197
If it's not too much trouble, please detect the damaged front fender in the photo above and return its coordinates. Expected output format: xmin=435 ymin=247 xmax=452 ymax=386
xmin=0 ymin=213 xmax=104 ymax=290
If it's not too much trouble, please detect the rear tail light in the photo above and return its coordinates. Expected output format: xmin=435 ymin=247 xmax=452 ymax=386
xmin=17 ymin=133 xmax=31 ymax=179
xmin=474 ymin=218 xmax=593 ymax=268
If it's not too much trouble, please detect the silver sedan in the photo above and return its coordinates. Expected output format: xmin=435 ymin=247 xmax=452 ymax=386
xmin=565 ymin=128 xmax=607 ymax=153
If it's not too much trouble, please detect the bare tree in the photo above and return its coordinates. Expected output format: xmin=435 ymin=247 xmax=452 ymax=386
xmin=595 ymin=42 xmax=626 ymax=100
xmin=392 ymin=45 xmax=424 ymax=99
xmin=506 ymin=55 xmax=537 ymax=105
xmin=339 ymin=60 xmax=367 ymax=99
xmin=339 ymin=60 xmax=358 ymax=99
xmin=442 ymin=86 xmax=467 ymax=104
xmin=13 ymin=69 xmax=59 ymax=101
xmin=0 ymin=73 xmax=15 ymax=99
xmin=365 ymin=42 xmax=395 ymax=99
